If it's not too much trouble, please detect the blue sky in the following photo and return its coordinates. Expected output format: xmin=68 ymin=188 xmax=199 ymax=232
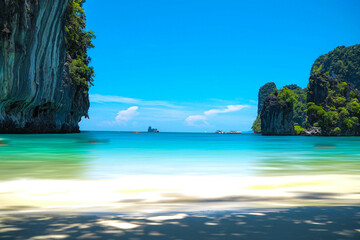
xmin=80 ymin=0 xmax=360 ymax=132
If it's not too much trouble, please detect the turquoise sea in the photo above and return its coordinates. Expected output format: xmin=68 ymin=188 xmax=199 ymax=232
xmin=1 ymin=131 xmax=360 ymax=181
xmin=1 ymin=132 xmax=360 ymax=239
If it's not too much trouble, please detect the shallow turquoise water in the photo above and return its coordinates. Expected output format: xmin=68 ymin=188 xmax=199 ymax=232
xmin=0 ymin=131 xmax=360 ymax=180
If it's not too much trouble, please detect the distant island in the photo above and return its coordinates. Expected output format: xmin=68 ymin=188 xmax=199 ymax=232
xmin=148 ymin=126 xmax=159 ymax=133
xmin=253 ymin=44 xmax=360 ymax=136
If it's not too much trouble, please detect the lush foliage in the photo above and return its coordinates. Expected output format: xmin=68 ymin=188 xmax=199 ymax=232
xmin=251 ymin=115 xmax=261 ymax=133
xmin=278 ymin=86 xmax=307 ymax=129
xmin=253 ymin=84 xmax=307 ymax=133
xmin=307 ymin=76 xmax=360 ymax=135
xmin=294 ymin=125 xmax=306 ymax=135
xmin=66 ymin=0 xmax=95 ymax=89
xmin=254 ymin=44 xmax=360 ymax=135
xmin=290 ymin=87 xmax=307 ymax=128
xmin=311 ymin=45 xmax=360 ymax=89
xmin=278 ymin=87 xmax=297 ymax=106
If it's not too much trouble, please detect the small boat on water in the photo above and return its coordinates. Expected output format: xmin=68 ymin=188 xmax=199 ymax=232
xmin=215 ymin=130 xmax=241 ymax=134
xmin=227 ymin=130 xmax=242 ymax=134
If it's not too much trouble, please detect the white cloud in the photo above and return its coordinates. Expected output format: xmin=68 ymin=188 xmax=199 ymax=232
xmin=90 ymin=94 xmax=181 ymax=108
xmin=185 ymin=105 xmax=249 ymax=126
xmin=204 ymin=105 xmax=248 ymax=116
xmin=102 ymin=106 xmax=139 ymax=126
xmin=115 ymin=106 xmax=139 ymax=122
xmin=185 ymin=115 xmax=209 ymax=126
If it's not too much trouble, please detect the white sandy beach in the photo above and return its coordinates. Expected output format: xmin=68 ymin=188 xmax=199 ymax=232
xmin=1 ymin=174 xmax=359 ymax=214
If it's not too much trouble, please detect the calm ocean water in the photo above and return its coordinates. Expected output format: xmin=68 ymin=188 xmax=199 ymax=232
xmin=0 ymin=131 xmax=360 ymax=180
xmin=0 ymin=132 xmax=360 ymax=213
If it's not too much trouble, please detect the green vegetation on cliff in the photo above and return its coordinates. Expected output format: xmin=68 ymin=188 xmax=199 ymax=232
xmin=252 ymin=115 xmax=261 ymax=133
xmin=278 ymin=86 xmax=307 ymax=134
xmin=282 ymin=85 xmax=307 ymax=127
xmin=253 ymin=84 xmax=306 ymax=134
xmin=278 ymin=87 xmax=297 ymax=106
xmin=311 ymin=45 xmax=360 ymax=89
xmin=256 ymin=44 xmax=360 ymax=136
xmin=66 ymin=0 xmax=95 ymax=90
xmin=307 ymin=74 xmax=360 ymax=135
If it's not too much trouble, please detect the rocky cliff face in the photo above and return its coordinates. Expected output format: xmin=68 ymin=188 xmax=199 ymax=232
xmin=311 ymin=45 xmax=360 ymax=89
xmin=256 ymin=44 xmax=360 ymax=136
xmin=306 ymin=73 xmax=358 ymax=108
xmin=306 ymin=73 xmax=360 ymax=136
xmin=257 ymin=82 xmax=277 ymax=115
xmin=260 ymin=95 xmax=295 ymax=135
xmin=251 ymin=82 xmax=277 ymax=133
xmin=0 ymin=0 xmax=89 ymax=133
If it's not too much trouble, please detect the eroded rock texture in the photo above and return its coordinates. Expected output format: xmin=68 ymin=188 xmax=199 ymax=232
xmin=257 ymin=82 xmax=277 ymax=115
xmin=0 ymin=0 xmax=89 ymax=133
xmin=260 ymin=95 xmax=295 ymax=135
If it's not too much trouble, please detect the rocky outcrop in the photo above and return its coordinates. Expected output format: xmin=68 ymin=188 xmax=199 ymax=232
xmin=311 ymin=45 xmax=360 ymax=89
xmin=257 ymin=82 xmax=277 ymax=115
xmin=0 ymin=0 xmax=89 ymax=133
xmin=306 ymin=73 xmax=360 ymax=136
xmin=307 ymin=73 xmax=359 ymax=107
xmin=260 ymin=95 xmax=295 ymax=135
xmin=306 ymin=74 xmax=329 ymax=106
xmin=303 ymin=127 xmax=322 ymax=136
xmin=255 ymin=44 xmax=360 ymax=136
xmin=251 ymin=82 xmax=277 ymax=133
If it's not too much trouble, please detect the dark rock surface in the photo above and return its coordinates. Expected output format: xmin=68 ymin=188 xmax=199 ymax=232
xmin=260 ymin=95 xmax=295 ymax=135
xmin=0 ymin=0 xmax=89 ymax=133
xmin=254 ymin=44 xmax=360 ymax=136
xmin=307 ymin=73 xmax=360 ymax=109
xmin=306 ymin=74 xmax=330 ymax=106
xmin=257 ymin=82 xmax=277 ymax=115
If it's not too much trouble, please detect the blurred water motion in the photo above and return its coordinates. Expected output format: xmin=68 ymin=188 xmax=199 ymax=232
xmin=0 ymin=134 xmax=92 ymax=180
xmin=0 ymin=132 xmax=359 ymax=213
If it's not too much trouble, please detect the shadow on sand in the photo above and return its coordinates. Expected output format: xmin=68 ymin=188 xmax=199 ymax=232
xmin=0 ymin=206 xmax=359 ymax=240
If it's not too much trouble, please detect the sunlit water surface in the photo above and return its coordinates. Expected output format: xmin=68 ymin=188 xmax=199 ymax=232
xmin=0 ymin=132 xmax=359 ymax=213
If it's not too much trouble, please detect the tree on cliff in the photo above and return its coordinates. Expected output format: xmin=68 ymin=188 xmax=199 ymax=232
xmin=66 ymin=0 xmax=96 ymax=90
xmin=311 ymin=44 xmax=360 ymax=89
xmin=0 ymin=0 xmax=95 ymax=133
xmin=257 ymin=44 xmax=360 ymax=136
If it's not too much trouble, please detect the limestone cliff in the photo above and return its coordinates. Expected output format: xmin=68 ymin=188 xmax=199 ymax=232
xmin=0 ymin=0 xmax=92 ymax=133
xmin=311 ymin=45 xmax=360 ymax=89
xmin=306 ymin=73 xmax=360 ymax=136
xmin=257 ymin=82 xmax=277 ymax=115
xmin=260 ymin=95 xmax=295 ymax=135
xmin=252 ymin=82 xmax=277 ymax=133
xmin=256 ymin=44 xmax=360 ymax=136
